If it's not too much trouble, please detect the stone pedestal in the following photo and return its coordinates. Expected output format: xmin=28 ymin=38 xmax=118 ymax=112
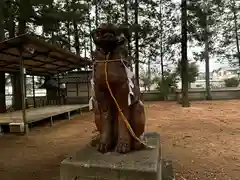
xmin=60 ymin=132 xmax=162 ymax=180
xmin=9 ymin=123 xmax=29 ymax=133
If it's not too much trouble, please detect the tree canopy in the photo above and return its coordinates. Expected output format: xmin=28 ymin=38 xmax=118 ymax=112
xmin=0 ymin=0 xmax=239 ymax=105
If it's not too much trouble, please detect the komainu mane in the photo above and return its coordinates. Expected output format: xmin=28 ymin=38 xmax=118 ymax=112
xmin=89 ymin=23 xmax=146 ymax=154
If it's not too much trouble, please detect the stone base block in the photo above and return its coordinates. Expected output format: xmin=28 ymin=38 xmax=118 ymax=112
xmin=60 ymin=132 xmax=162 ymax=180
xmin=9 ymin=123 xmax=29 ymax=133
xmin=9 ymin=123 xmax=25 ymax=133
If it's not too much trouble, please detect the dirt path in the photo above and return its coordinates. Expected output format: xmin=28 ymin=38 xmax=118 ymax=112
xmin=145 ymin=101 xmax=240 ymax=180
xmin=0 ymin=100 xmax=240 ymax=180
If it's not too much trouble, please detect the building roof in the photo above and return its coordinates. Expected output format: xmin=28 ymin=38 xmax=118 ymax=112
xmin=0 ymin=34 xmax=92 ymax=76
xmin=213 ymin=67 xmax=239 ymax=73
xmin=60 ymin=70 xmax=92 ymax=83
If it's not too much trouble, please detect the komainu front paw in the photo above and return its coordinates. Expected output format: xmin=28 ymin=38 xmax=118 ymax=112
xmin=116 ymin=138 xmax=131 ymax=154
xmin=97 ymin=138 xmax=112 ymax=153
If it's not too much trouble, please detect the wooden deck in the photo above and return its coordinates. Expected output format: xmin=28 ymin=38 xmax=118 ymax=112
xmin=0 ymin=104 xmax=89 ymax=125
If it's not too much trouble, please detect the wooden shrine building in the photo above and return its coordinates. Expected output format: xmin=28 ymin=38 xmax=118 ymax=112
xmin=60 ymin=70 xmax=92 ymax=104
xmin=0 ymin=34 xmax=92 ymax=133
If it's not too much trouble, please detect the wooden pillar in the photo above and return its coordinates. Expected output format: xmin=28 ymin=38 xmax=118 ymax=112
xmin=0 ymin=72 xmax=6 ymax=113
xmin=20 ymin=49 xmax=27 ymax=133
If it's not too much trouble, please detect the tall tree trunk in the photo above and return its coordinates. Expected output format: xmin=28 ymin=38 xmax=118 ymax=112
xmin=0 ymin=4 xmax=4 ymax=40
xmin=88 ymin=2 xmax=93 ymax=59
xmin=0 ymin=10 xmax=6 ymax=113
xmin=70 ymin=0 xmax=81 ymax=55
xmin=95 ymin=0 xmax=99 ymax=27
xmin=84 ymin=32 xmax=87 ymax=58
xmin=181 ymin=0 xmax=190 ymax=107
xmin=204 ymin=29 xmax=211 ymax=99
xmin=124 ymin=0 xmax=132 ymax=70
xmin=160 ymin=46 xmax=164 ymax=80
xmin=8 ymin=18 xmax=16 ymax=38
xmin=134 ymin=0 xmax=140 ymax=86
xmin=73 ymin=21 xmax=80 ymax=55
xmin=124 ymin=0 xmax=129 ymax=25
xmin=66 ymin=0 xmax=71 ymax=51
xmin=41 ymin=26 xmax=44 ymax=37
xmin=18 ymin=0 xmax=27 ymax=35
xmin=107 ymin=17 xmax=110 ymax=23
xmin=232 ymin=0 xmax=240 ymax=72
xmin=51 ymin=32 xmax=55 ymax=44
xmin=50 ymin=3 xmax=55 ymax=44
xmin=147 ymin=59 xmax=151 ymax=91
xmin=67 ymin=22 xmax=71 ymax=50
xmin=204 ymin=5 xmax=212 ymax=100
xmin=13 ymin=0 xmax=27 ymax=110
xmin=159 ymin=0 xmax=164 ymax=83
xmin=159 ymin=0 xmax=166 ymax=100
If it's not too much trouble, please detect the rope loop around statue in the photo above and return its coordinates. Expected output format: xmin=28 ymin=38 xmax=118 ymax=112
xmin=94 ymin=59 xmax=128 ymax=64
xmin=97 ymin=52 xmax=155 ymax=149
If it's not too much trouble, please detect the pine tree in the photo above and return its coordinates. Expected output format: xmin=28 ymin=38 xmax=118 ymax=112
xmin=156 ymin=0 xmax=180 ymax=85
xmin=0 ymin=0 xmax=5 ymax=40
xmin=64 ymin=0 xmax=72 ymax=50
xmin=2 ymin=0 xmax=18 ymax=38
xmin=231 ymin=0 xmax=240 ymax=68
xmin=181 ymin=0 xmax=190 ymax=107
xmin=217 ymin=0 xmax=240 ymax=72
xmin=134 ymin=0 xmax=140 ymax=86
xmin=0 ymin=0 xmax=6 ymax=113
xmin=188 ymin=0 xmax=223 ymax=100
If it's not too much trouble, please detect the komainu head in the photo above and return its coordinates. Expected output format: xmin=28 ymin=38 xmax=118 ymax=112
xmin=91 ymin=23 xmax=130 ymax=53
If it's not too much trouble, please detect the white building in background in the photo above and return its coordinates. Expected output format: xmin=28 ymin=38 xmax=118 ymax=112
xmin=211 ymin=67 xmax=239 ymax=81
xmin=189 ymin=67 xmax=239 ymax=89
xmin=141 ymin=67 xmax=240 ymax=91
xmin=5 ymin=86 xmax=46 ymax=107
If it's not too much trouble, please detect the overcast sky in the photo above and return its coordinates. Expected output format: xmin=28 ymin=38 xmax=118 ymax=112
xmin=198 ymin=59 xmax=228 ymax=72
xmin=188 ymin=49 xmax=228 ymax=72
xmin=171 ymin=0 xmax=230 ymax=72
xmin=38 ymin=0 xmax=230 ymax=73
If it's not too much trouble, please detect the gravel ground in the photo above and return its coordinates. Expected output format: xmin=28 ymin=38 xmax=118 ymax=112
xmin=0 ymin=100 xmax=239 ymax=180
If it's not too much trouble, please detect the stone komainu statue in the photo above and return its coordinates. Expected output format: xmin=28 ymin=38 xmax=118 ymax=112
xmin=89 ymin=23 xmax=146 ymax=154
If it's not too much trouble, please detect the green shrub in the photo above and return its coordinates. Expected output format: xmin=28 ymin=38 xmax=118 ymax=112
xmin=155 ymin=72 xmax=178 ymax=99
xmin=224 ymin=77 xmax=239 ymax=87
